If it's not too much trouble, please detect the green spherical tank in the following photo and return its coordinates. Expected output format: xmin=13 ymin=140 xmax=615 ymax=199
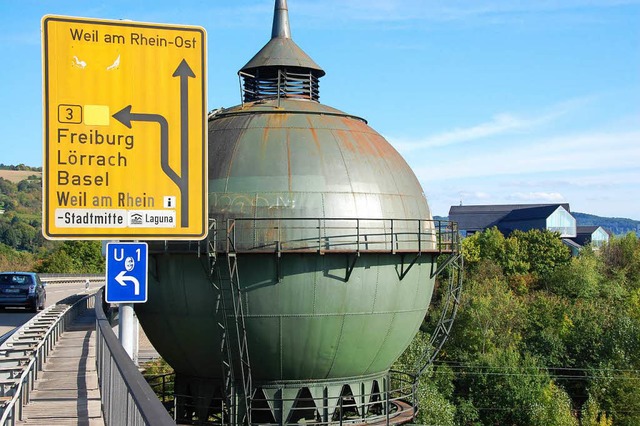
xmin=136 ymin=1 xmax=444 ymax=423
xmin=206 ymin=98 xmax=437 ymax=382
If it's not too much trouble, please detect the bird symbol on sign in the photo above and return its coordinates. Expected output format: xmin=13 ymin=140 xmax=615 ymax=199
xmin=72 ymin=56 xmax=87 ymax=69
xmin=106 ymin=54 xmax=120 ymax=71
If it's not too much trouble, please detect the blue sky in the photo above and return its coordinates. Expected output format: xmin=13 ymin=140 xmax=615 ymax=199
xmin=2 ymin=1 xmax=639 ymax=219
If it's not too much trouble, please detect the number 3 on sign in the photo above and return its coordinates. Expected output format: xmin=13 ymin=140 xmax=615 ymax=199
xmin=58 ymin=104 xmax=82 ymax=124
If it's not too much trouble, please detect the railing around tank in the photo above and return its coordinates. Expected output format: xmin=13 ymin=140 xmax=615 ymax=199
xmin=95 ymin=289 xmax=174 ymax=426
xmin=212 ymin=217 xmax=459 ymax=255
xmin=145 ymin=370 xmax=416 ymax=425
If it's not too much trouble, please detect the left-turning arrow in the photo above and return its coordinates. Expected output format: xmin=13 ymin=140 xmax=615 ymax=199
xmin=115 ymin=270 xmax=140 ymax=296
xmin=113 ymin=105 xmax=189 ymax=227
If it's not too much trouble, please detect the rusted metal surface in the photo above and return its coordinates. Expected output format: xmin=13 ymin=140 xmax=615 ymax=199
xmin=208 ymin=98 xmax=433 ymax=255
xmin=135 ymin=1 xmax=456 ymax=423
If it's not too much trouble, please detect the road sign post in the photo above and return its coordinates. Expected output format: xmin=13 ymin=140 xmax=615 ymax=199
xmin=105 ymin=242 xmax=148 ymax=303
xmin=119 ymin=303 xmax=138 ymax=363
xmin=42 ymin=15 xmax=207 ymax=240
xmin=106 ymin=241 xmax=148 ymax=360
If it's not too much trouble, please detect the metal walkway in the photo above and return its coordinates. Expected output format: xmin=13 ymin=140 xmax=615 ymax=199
xmin=17 ymin=308 xmax=104 ymax=425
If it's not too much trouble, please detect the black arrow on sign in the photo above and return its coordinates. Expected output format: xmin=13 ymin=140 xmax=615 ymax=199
xmin=113 ymin=105 xmax=188 ymax=228
xmin=112 ymin=59 xmax=196 ymax=229
xmin=172 ymin=59 xmax=195 ymax=228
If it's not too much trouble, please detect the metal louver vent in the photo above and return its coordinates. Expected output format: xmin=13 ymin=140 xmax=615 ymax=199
xmin=240 ymin=69 xmax=320 ymax=102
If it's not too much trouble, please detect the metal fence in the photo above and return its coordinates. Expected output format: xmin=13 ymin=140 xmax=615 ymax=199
xmin=145 ymin=370 xmax=417 ymax=425
xmin=213 ymin=217 xmax=460 ymax=254
xmin=0 ymin=294 xmax=93 ymax=425
xmin=95 ymin=289 xmax=174 ymax=426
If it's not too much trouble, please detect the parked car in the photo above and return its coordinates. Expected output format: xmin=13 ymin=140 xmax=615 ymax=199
xmin=0 ymin=272 xmax=47 ymax=313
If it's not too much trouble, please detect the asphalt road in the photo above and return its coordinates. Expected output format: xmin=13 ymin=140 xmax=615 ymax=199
xmin=0 ymin=280 xmax=104 ymax=336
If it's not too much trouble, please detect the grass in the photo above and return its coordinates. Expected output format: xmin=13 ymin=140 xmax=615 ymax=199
xmin=0 ymin=170 xmax=42 ymax=183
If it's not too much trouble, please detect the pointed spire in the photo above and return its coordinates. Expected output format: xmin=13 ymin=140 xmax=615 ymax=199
xmin=271 ymin=0 xmax=291 ymax=39
xmin=239 ymin=0 xmax=324 ymax=78
xmin=238 ymin=0 xmax=325 ymax=102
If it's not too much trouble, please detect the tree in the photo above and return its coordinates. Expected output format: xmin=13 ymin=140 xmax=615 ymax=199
xmin=0 ymin=242 xmax=35 ymax=270
xmin=37 ymin=241 xmax=104 ymax=273
xmin=589 ymin=365 xmax=640 ymax=426
xmin=581 ymin=394 xmax=613 ymax=426
xmin=522 ymin=292 xmax=571 ymax=367
xmin=601 ymin=233 xmax=640 ymax=290
xmin=548 ymin=250 xmax=601 ymax=299
xmin=446 ymin=261 xmax=524 ymax=356
xmin=531 ymin=382 xmax=578 ymax=426
xmin=455 ymin=349 xmax=576 ymax=426
xmin=511 ymin=229 xmax=571 ymax=282
xmin=392 ymin=332 xmax=457 ymax=425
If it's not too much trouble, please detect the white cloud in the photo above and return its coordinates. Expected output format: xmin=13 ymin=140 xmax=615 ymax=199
xmin=394 ymin=113 xmax=528 ymax=150
xmin=392 ymin=98 xmax=587 ymax=151
xmin=507 ymin=192 xmax=566 ymax=202
xmin=414 ymin=130 xmax=640 ymax=182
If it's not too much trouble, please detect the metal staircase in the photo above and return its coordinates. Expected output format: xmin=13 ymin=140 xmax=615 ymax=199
xmin=207 ymin=219 xmax=254 ymax=425
xmin=414 ymin=251 xmax=464 ymax=377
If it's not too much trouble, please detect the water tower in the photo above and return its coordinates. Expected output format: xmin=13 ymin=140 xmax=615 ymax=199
xmin=137 ymin=1 xmax=462 ymax=424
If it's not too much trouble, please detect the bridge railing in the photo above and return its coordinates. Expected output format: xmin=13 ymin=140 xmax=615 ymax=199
xmin=0 ymin=294 xmax=93 ymax=425
xmin=95 ymin=288 xmax=174 ymax=426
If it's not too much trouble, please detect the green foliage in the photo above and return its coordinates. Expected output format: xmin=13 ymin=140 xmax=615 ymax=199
xmin=548 ymin=250 xmax=601 ymax=299
xmin=141 ymin=358 xmax=175 ymax=402
xmin=461 ymin=227 xmax=570 ymax=289
xmin=454 ymin=349 xmax=575 ymax=426
xmin=37 ymin=240 xmax=104 ymax=273
xmin=391 ymin=332 xmax=456 ymax=425
xmin=0 ymin=242 xmax=35 ymax=271
xmin=0 ymin=175 xmax=44 ymax=252
xmin=588 ymin=364 xmax=640 ymax=426
xmin=450 ymin=265 xmax=524 ymax=355
xmin=141 ymin=357 xmax=174 ymax=376
xmin=581 ymin=394 xmax=613 ymax=426
xmin=398 ymin=228 xmax=640 ymax=425
xmin=600 ymin=233 xmax=640 ymax=289
xmin=511 ymin=229 xmax=571 ymax=281
xmin=521 ymin=292 xmax=571 ymax=367
xmin=531 ymin=381 xmax=578 ymax=426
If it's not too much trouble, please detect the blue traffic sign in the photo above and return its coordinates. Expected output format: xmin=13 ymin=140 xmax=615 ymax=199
xmin=105 ymin=242 xmax=148 ymax=303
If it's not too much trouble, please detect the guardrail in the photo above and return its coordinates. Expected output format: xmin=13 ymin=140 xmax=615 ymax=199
xmin=216 ymin=217 xmax=460 ymax=254
xmin=0 ymin=294 xmax=94 ymax=425
xmin=95 ymin=288 xmax=174 ymax=426
xmin=40 ymin=274 xmax=104 ymax=284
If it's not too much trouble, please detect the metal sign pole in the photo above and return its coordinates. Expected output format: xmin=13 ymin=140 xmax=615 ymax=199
xmin=106 ymin=241 xmax=147 ymax=362
xmin=119 ymin=303 xmax=135 ymax=359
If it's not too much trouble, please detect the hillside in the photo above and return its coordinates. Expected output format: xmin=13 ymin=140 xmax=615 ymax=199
xmin=0 ymin=168 xmax=45 ymax=252
xmin=435 ymin=212 xmax=638 ymax=237
xmin=0 ymin=164 xmax=42 ymax=184
xmin=0 ymin=170 xmax=42 ymax=183
xmin=573 ymin=211 xmax=639 ymax=236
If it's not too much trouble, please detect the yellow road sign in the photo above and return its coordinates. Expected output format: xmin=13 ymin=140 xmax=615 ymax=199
xmin=42 ymin=15 xmax=207 ymax=240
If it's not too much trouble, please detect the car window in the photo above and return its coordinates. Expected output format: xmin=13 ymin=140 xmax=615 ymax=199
xmin=0 ymin=274 xmax=33 ymax=285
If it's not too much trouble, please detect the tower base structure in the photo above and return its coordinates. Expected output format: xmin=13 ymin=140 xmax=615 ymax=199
xmin=172 ymin=371 xmax=417 ymax=425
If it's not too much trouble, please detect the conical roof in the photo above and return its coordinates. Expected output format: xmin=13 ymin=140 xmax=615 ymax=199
xmin=239 ymin=0 xmax=325 ymax=77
